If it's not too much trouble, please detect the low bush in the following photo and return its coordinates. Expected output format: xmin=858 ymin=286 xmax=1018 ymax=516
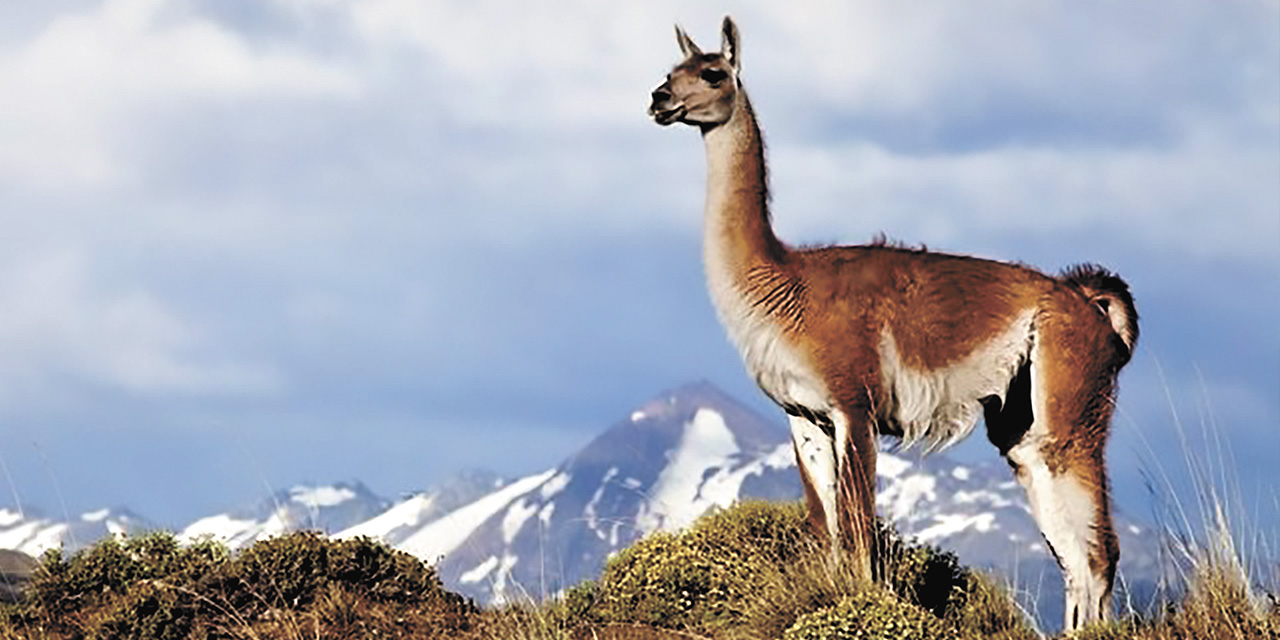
xmin=1 ymin=531 xmax=480 ymax=639
xmin=579 ymin=501 xmax=810 ymax=634
xmin=561 ymin=501 xmax=1035 ymax=640
xmin=782 ymin=588 xmax=953 ymax=640
xmin=16 ymin=532 xmax=223 ymax=635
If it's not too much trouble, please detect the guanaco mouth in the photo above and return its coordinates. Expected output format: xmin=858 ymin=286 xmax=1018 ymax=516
xmin=650 ymin=105 xmax=686 ymax=126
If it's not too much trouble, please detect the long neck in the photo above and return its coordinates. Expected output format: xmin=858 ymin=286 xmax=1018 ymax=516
xmin=701 ymin=90 xmax=786 ymax=277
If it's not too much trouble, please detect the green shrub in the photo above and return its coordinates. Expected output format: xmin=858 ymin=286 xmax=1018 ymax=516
xmin=586 ymin=501 xmax=809 ymax=633
xmin=782 ymin=589 xmax=955 ymax=640
xmin=936 ymin=571 xmax=1036 ymax=640
xmin=1068 ymin=619 xmax=1141 ymax=640
xmin=209 ymin=530 xmax=333 ymax=612
xmin=555 ymin=579 xmax=601 ymax=624
xmin=564 ymin=501 xmax=1038 ymax=640
xmin=3 ymin=531 xmax=480 ymax=639
xmin=19 ymin=531 xmax=225 ymax=631
xmin=28 ymin=537 xmax=136 ymax=616
xmin=204 ymin=532 xmax=461 ymax=607
xmin=84 ymin=579 xmax=196 ymax=640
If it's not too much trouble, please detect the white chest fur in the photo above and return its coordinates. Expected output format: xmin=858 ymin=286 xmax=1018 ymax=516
xmin=705 ymin=260 xmax=833 ymax=417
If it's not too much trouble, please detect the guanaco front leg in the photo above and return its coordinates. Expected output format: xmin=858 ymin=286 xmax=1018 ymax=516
xmin=789 ymin=408 xmax=878 ymax=582
xmin=789 ymin=415 xmax=838 ymax=542
xmin=833 ymin=407 xmax=877 ymax=582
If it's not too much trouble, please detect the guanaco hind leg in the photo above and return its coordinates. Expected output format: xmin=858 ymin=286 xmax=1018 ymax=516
xmin=1011 ymin=446 xmax=1116 ymax=630
xmin=994 ymin=348 xmax=1118 ymax=631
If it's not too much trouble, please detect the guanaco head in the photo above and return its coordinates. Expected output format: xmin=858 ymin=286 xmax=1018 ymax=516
xmin=649 ymin=16 xmax=741 ymax=130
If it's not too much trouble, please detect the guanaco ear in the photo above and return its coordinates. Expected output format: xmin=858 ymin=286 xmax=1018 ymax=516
xmin=675 ymin=24 xmax=702 ymax=58
xmin=720 ymin=16 xmax=740 ymax=70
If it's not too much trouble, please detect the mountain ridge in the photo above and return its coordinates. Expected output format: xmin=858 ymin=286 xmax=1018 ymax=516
xmin=0 ymin=380 xmax=1161 ymax=628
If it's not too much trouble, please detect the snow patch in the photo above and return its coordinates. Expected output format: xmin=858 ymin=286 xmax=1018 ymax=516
xmin=397 ymin=469 xmax=556 ymax=563
xmin=540 ymin=472 xmax=570 ymax=500
xmin=502 ymin=499 xmax=539 ymax=544
xmin=583 ymin=467 xmax=618 ymax=540
xmin=763 ymin=442 xmax=796 ymax=468
xmin=290 ymin=485 xmax=356 ymax=508
xmin=489 ymin=553 xmax=521 ymax=605
xmin=538 ymin=502 xmax=555 ymax=527
xmin=337 ymin=493 xmax=435 ymax=541
xmin=180 ymin=514 xmax=260 ymax=545
xmin=877 ymin=453 xmax=912 ymax=478
xmin=915 ymin=512 xmax=997 ymax=542
xmin=952 ymin=489 xmax=1015 ymax=509
xmin=0 ymin=519 xmax=69 ymax=557
xmin=878 ymin=474 xmax=937 ymax=522
xmin=82 ymin=508 xmax=111 ymax=522
xmin=259 ymin=509 xmax=292 ymax=537
xmin=0 ymin=510 xmax=21 ymax=527
xmin=951 ymin=466 xmax=971 ymax=481
xmin=460 ymin=556 xmax=499 ymax=584
xmin=636 ymin=408 xmax=743 ymax=533
xmin=630 ymin=410 xmax=646 ymax=422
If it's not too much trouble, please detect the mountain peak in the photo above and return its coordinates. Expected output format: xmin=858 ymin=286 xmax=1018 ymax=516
xmin=635 ymin=380 xmax=748 ymax=415
xmin=563 ymin=381 xmax=783 ymax=475
xmin=620 ymin=379 xmax=783 ymax=439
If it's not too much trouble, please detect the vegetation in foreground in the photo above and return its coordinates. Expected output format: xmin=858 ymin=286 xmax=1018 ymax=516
xmin=0 ymin=501 xmax=1274 ymax=639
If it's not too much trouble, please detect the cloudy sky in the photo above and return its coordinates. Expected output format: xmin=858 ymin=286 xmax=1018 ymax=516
xmin=0 ymin=0 xmax=1276 ymax=535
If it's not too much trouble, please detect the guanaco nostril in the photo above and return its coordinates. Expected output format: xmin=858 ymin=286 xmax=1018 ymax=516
xmin=651 ymin=88 xmax=671 ymax=104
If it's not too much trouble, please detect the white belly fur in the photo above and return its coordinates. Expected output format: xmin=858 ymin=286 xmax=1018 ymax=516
xmin=879 ymin=309 xmax=1036 ymax=450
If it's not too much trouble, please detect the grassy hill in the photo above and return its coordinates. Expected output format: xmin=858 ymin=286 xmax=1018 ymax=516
xmin=0 ymin=501 xmax=1274 ymax=639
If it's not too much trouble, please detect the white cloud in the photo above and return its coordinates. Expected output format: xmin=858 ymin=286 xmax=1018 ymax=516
xmin=0 ymin=0 xmax=358 ymax=191
xmin=333 ymin=0 xmax=1280 ymax=263
xmin=0 ymin=251 xmax=281 ymax=403
xmin=3 ymin=1 xmax=1274 ymax=254
xmin=0 ymin=0 xmax=1274 ymax=412
xmin=769 ymin=129 xmax=1279 ymax=262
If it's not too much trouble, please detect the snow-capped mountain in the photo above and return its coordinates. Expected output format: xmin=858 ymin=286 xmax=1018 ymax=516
xmin=0 ymin=506 xmax=151 ymax=557
xmin=342 ymin=381 xmax=1159 ymax=627
xmin=328 ymin=381 xmax=800 ymax=603
xmin=0 ymin=380 xmax=1162 ymax=629
xmin=180 ymin=480 xmax=389 ymax=549
xmin=434 ymin=381 xmax=806 ymax=602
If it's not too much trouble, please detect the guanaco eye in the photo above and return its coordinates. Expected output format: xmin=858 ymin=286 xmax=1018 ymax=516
xmin=700 ymin=69 xmax=729 ymax=85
